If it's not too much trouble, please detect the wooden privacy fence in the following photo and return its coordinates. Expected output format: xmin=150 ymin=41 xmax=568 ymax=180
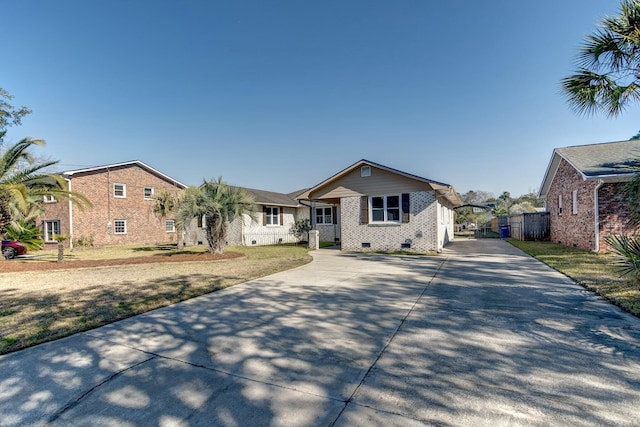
xmin=506 ymin=212 xmax=550 ymax=241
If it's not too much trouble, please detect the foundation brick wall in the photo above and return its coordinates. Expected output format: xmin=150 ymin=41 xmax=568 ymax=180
xmin=41 ymin=164 xmax=184 ymax=247
xmin=340 ymin=191 xmax=438 ymax=252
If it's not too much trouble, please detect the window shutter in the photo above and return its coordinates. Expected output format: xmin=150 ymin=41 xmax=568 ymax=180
xmin=279 ymin=207 xmax=284 ymax=225
xmin=402 ymin=193 xmax=410 ymax=223
xmin=332 ymin=206 xmax=338 ymax=224
xmin=262 ymin=207 xmax=267 ymax=226
xmin=360 ymin=196 xmax=369 ymax=224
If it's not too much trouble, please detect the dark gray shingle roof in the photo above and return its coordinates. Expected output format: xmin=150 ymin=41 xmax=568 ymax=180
xmin=240 ymin=187 xmax=300 ymax=207
xmin=556 ymin=140 xmax=640 ymax=177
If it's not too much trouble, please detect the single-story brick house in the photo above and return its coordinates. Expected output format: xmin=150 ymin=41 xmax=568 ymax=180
xmin=538 ymin=140 xmax=640 ymax=252
xmin=296 ymin=159 xmax=461 ymax=253
xmin=38 ymin=161 xmax=187 ymax=248
xmin=184 ymin=187 xmax=314 ymax=247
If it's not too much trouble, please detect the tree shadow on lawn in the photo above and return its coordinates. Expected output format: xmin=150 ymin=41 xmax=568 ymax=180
xmin=0 ymin=273 xmax=243 ymax=355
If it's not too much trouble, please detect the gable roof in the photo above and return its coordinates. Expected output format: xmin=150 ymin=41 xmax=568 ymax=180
xmin=539 ymin=140 xmax=640 ymax=198
xmin=62 ymin=160 xmax=188 ymax=189
xmin=297 ymin=159 xmax=462 ymax=206
xmin=241 ymin=187 xmax=300 ymax=208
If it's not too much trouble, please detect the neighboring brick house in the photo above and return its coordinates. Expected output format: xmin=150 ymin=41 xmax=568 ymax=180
xmin=296 ymin=160 xmax=461 ymax=253
xmin=538 ymin=140 xmax=640 ymax=252
xmin=39 ymin=161 xmax=187 ymax=248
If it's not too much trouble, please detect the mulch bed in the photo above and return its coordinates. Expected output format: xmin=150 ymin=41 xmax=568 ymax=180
xmin=0 ymin=251 xmax=245 ymax=273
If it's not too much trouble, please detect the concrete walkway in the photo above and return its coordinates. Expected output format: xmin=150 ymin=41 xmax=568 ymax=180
xmin=2 ymin=239 xmax=640 ymax=426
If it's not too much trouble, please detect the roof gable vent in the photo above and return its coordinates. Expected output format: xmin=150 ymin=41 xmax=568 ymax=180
xmin=361 ymin=165 xmax=371 ymax=177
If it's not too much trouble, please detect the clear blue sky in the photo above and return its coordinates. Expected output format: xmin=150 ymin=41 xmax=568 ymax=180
xmin=3 ymin=1 xmax=638 ymax=198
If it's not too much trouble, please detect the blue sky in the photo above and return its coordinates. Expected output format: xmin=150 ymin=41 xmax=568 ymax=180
xmin=2 ymin=1 xmax=638 ymax=198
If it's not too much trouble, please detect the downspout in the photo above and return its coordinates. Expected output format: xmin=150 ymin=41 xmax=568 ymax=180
xmin=594 ymin=179 xmax=604 ymax=252
xmin=66 ymin=177 xmax=73 ymax=250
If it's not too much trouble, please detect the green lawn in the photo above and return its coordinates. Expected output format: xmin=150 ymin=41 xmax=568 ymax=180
xmin=0 ymin=244 xmax=311 ymax=355
xmin=508 ymin=240 xmax=640 ymax=317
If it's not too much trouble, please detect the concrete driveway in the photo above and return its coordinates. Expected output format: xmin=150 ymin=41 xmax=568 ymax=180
xmin=2 ymin=239 xmax=640 ymax=426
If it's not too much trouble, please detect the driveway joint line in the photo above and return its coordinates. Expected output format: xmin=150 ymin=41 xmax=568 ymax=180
xmin=327 ymin=256 xmax=449 ymax=427
xmin=83 ymin=332 xmax=349 ymax=404
xmin=46 ymin=354 xmax=158 ymax=424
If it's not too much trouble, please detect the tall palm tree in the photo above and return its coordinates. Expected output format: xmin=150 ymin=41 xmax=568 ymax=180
xmin=562 ymin=0 xmax=640 ymax=117
xmin=0 ymin=137 xmax=90 ymax=231
xmin=175 ymin=178 xmax=255 ymax=254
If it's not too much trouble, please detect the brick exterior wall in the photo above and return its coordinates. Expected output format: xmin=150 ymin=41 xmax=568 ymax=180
xmin=547 ymin=159 xmax=598 ymax=251
xmin=598 ymin=182 xmax=637 ymax=252
xmin=340 ymin=191 xmax=439 ymax=252
xmin=40 ymin=164 xmax=184 ymax=247
xmin=547 ymin=158 xmax=637 ymax=252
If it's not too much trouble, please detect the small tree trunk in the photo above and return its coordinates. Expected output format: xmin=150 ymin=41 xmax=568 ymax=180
xmin=177 ymin=225 xmax=184 ymax=251
xmin=57 ymin=242 xmax=64 ymax=263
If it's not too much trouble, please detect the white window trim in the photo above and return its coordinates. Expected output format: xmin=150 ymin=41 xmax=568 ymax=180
xmin=114 ymin=219 xmax=127 ymax=234
xmin=266 ymin=206 xmax=280 ymax=227
xmin=361 ymin=166 xmax=371 ymax=177
xmin=369 ymin=195 xmax=401 ymax=224
xmin=44 ymin=220 xmax=60 ymax=242
xmin=316 ymin=207 xmax=333 ymax=225
xmin=144 ymin=187 xmax=154 ymax=200
xmin=572 ymin=190 xmax=578 ymax=215
xmin=43 ymin=195 xmax=57 ymax=203
xmin=114 ymin=183 xmax=126 ymax=198
xmin=165 ymin=220 xmax=175 ymax=233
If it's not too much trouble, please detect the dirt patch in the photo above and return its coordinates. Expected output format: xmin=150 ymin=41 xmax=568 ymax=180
xmin=0 ymin=251 xmax=245 ymax=273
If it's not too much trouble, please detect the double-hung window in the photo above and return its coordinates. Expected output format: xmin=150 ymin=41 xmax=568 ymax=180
xmin=165 ymin=220 xmax=175 ymax=232
xmin=144 ymin=187 xmax=154 ymax=200
xmin=370 ymin=195 xmax=400 ymax=223
xmin=316 ymin=207 xmax=333 ymax=225
xmin=43 ymin=195 xmax=57 ymax=203
xmin=114 ymin=183 xmax=126 ymax=198
xmin=44 ymin=220 xmax=60 ymax=242
xmin=265 ymin=207 xmax=279 ymax=226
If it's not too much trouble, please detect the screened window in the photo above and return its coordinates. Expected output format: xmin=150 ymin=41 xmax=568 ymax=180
xmin=44 ymin=220 xmax=60 ymax=242
xmin=114 ymin=220 xmax=127 ymax=234
xmin=165 ymin=220 xmax=175 ymax=232
xmin=370 ymin=195 xmax=400 ymax=223
xmin=144 ymin=187 xmax=154 ymax=199
xmin=316 ymin=207 xmax=333 ymax=225
xmin=265 ymin=207 xmax=279 ymax=226
xmin=114 ymin=183 xmax=126 ymax=198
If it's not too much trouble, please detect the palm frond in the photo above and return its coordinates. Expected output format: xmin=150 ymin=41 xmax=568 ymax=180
xmin=605 ymin=234 xmax=640 ymax=278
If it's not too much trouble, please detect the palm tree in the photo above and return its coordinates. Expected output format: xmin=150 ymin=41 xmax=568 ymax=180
xmin=175 ymin=178 xmax=255 ymax=254
xmin=151 ymin=189 xmax=185 ymax=250
xmin=0 ymin=137 xmax=91 ymax=231
xmin=562 ymin=0 xmax=640 ymax=117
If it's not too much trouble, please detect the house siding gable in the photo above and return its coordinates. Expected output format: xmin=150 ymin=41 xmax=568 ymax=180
xmin=309 ymin=166 xmax=434 ymax=200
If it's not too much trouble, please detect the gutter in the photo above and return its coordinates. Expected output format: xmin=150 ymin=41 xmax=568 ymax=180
xmin=594 ymin=179 xmax=604 ymax=252
xmin=66 ymin=177 xmax=73 ymax=250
